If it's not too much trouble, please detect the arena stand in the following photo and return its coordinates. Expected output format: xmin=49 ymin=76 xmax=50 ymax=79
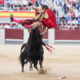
xmin=0 ymin=0 xmax=80 ymax=44
xmin=0 ymin=10 xmax=80 ymax=44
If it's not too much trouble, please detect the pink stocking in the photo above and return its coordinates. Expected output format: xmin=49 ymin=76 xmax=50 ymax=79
xmin=13 ymin=18 xmax=21 ymax=23
xmin=24 ymin=24 xmax=33 ymax=28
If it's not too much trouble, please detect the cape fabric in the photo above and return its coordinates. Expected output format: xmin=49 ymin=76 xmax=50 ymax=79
xmin=41 ymin=8 xmax=58 ymax=29
xmin=0 ymin=0 xmax=4 ymax=4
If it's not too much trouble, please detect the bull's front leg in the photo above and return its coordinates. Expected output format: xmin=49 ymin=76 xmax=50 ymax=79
xmin=39 ymin=60 xmax=44 ymax=70
xmin=29 ymin=61 xmax=33 ymax=71
xmin=21 ymin=59 xmax=24 ymax=72
xmin=39 ymin=46 xmax=44 ymax=71
xmin=34 ymin=61 xmax=39 ymax=71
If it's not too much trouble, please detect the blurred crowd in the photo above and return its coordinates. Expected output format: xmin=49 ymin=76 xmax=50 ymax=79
xmin=0 ymin=0 xmax=80 ymax=30
xmin=0 ymin=0 xmax=46 ymax=11
xmin=53 ymin=0 xmax=80 ymax=30
xmin=0 ymin=23 xmax=20 ymax=29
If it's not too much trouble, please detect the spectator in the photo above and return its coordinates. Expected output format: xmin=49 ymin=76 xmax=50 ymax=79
xmin=35 ymin=0 xmax=41 ymax=7
xmin=13 ymin=5 xmax=18 ymax=11
xmin=60 ymin=24 xmax=68 ymax=30
xmin=63 ymin=2 xmax=69 ymax=15
xmin=4 ymin=24 xmax=10 ymax=29
xmin=71 ymin=19 xmax=78 ymax=30
xmin=0 ymin=24 xmax=3 ymax=28
xmin=67 ymin=2 xmax=72 ymax=9
xmin=67 ymin=18 xmax=72 ymax=24
xmin=0 ymin=5 xmax=3 ymax=10
xmin=61 ymin=15 xmax=66 ymax=24
xmin=66 ymin=14 xmax=71 ymax=23
xmin=56 ymin=16 xmax=60 ymax=24
xmin=69 ymin=7 xmax=73 ymax=13
xmin=58 ymin=0 xmax=63 ymax=6
xmin=78 ymin=15 xmax=80 ymax=24
xmin=72 ymin=18 xmax=78 ymax=24
xmin=77 ymin=1 xmax=80 ymax=10
xmin=71 ymin=10 xmax=76 ymax=20
xmin=65 ymin=24 xmax=69 ymax=30
xmin=7 ymin=0 xmax=13 ymax=5
xmin=41 ymin=0 xmax=47 ymax=5
xmin=11 ymin=24 xmax=18 ymax=29
xmin=6 ymin=3 xmax=12 ymax=10
xmin=32 ymin=0 xmax=37 ymax=5
xmin=53 ymin=0 xmax=59 ymax=6
xmin=53 ymin=8 xmax=59 ymax=16
xmin=19 ymin=5 xmax=24 ymax=11
xmin=64 ymin=6 xmax=69 ymax=15
xmin=35 ymin=0 xmax=39 ymax=7
xmin=72 ymin=1 xmax=76 ymax=8
xmin=74 ymin=7 xmax=79 ymax=18
xmin=27 ymin=0 xmax=33 ymax=11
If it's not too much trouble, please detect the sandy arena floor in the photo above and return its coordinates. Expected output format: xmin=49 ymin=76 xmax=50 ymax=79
xmin=0 ymin=44 xmax=80 ymax=80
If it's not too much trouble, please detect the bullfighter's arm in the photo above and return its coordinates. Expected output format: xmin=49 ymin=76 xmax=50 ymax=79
xmin=32 ymin=7 xmax=39 ymax=11
xmin=32 ymin=7 xmax=43 ymax=21
xmin=41 ymin=26 xmax=47 ymax=36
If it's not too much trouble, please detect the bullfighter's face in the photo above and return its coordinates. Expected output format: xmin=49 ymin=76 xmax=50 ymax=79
xmin=42 ymin=9 xmax=46 ymax=14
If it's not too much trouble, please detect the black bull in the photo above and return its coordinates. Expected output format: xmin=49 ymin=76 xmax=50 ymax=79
xmin=19 ymin=28 xmax=44 ymax=72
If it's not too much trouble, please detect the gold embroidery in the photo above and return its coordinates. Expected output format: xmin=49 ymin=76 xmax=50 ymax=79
xmin=44 ymin=12 xmax=48 ymax=18
xmin=33 ymin=7 xmax=48 ymax=21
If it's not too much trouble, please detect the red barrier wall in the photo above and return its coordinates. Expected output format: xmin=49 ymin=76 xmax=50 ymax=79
xmin=5 ymin=29 xmax=23 ymax=39
xmin=5 ymin=29 xmax=80 ymax=40
xmin=55 ymin=30 xmax=80 ymax=40
xmin=5 ymin=29 xmax=48 ymax=40
xmin=0 ymin=0 xmax=4 ymax=4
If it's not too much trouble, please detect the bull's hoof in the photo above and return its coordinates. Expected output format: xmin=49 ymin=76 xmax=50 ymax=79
xmin=29 ymin=68 xmax=33 ymax=71
xmin=58 ymin=76 xmax=66 ymax=80
xmin=22 ymin=70 xmax=24 ymax=73
xmin=38 ymin=68 xmax=47 ymax=74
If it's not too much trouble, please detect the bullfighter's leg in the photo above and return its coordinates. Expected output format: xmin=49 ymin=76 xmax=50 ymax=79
xmin=10 ymin=14 xmax=21 ymax=23
xmin=29 ymin=61 xmax=33 ymax=71
xmin=10 ymin=14 xmax=34 ymax=25
xmin=24 ymin=21 xmax=41 ymax=29
xmin=24 ymin=24 xmax=33 ymax=28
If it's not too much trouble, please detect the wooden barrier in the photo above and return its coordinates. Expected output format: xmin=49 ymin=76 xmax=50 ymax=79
xmin=5 ymin=29 xmax=23 ymax=39
xmin=1 ymin=28 xmax=80 ymax=44
xmin=0 ymin=28 xmax=48 ymax=44
xmin=55 ymin=29 xmax=80 ymax=40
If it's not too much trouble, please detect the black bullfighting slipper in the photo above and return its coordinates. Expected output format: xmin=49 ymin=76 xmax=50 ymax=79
xmin=10 ymin=14 xmax=13 ymax=22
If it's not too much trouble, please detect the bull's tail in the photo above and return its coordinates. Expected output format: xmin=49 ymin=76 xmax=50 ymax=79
xmin=24 ymin=60 xmax=28 ymax=64
xmin=20 ymin=43 xmax=28 ymax=53
xmin=20 ymin=44 xmax=26 ymax=52
xmin=20 ymin=43 xmax=28 ymax=64
xmin=19 ymin=54 xmax=28 ymax=64
xmin=42 ymin=42 xmax=55 ymax=54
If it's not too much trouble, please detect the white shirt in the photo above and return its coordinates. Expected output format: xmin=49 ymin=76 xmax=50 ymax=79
xmin=72 ymin=20 xmax=78 ymax=24
xmin=0 ymin=25 xmax=2 ymax=28
xmin=4 ymin=25 xmax=10 ymax=29
xmin=74 ymin=10 xmax=78 ymax=17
